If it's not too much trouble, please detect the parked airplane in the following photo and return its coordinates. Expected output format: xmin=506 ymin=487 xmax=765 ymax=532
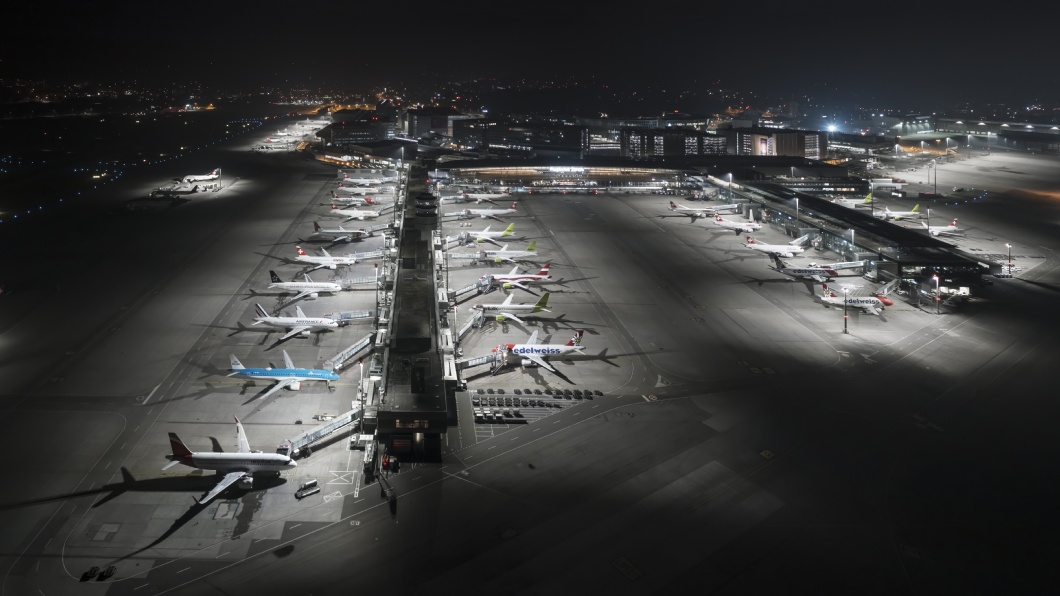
xmin=329 ymin=191 xmax=379 ymax=206
xmin=491 ymin=329 xmax=584 ymax=371
xmin=453 ymin=223 xmax=516 ymax=246
xmin=663 ymin=200 xmax=739 ymax=223
xmin=711 ymin=213 xmax=762 ymax=234
xmin=875 ymin=204 xmax=921 ymax=220
xmin=744 ymin=234 xmax=810 ymax=258
xmin=309 ymin=221 xmax=370 ymax=243
xmin=833 ymin=194 xmax=873 ymax=208
xmin=163 ymin=417 xmax=297 ymax=505
xmin=227 ymin=349 xmax=340 ymax=401
xmin=818 ymin=284 xmax=886 ymax=315
xmin=443 ymin=202 xmax=518 ymax=220
xmin=921 ymin=218 xmax=961 ymax=236
xmin=341 ymin=172 xmax=397 ymax=184
xmin=264 ymin=269 xmax=342 ymax=302
xmin=251 ymin=303 xmax=338 ymax=341
xmin=482 ymin=263 xmax=552 ymax=291
xmin=769 ymin=254 xmax=838 ymax=282
xmin=264 ymin=137 xmax=290 ymax=144
xmin=294 ymin=245 xmax=360 ymax=271
xmin=329 ymin=202 xmax=379 ymax=222
xmin=480 ymin=241 xmax=538 ymax=264
xmin=183 ymin=168 xmax=220 ymax=183
xmin=271 ymin=129 xmax=292 ymax=136
xmin=471 ymin=292 xmax=550 ymax=323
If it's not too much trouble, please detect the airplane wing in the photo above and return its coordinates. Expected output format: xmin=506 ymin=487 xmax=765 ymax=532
xmin=526 ymin=330 xmax=539 ymax=345
xmin=304 ymin=263 xmax=327 ymax=272
xmin=520 ymin=353 xmax=556 ymax=372
xmin=279 ymin=326 xmax=312 ymax=341
xmin=498 ymin=312 xmax=525 ymax=324
xmin=255 ymin=377 xmax=301 ymax=401
xmin=234 ymin=417 xmax=251 ymax=453
xmin=865 ymin=305 xmax=881 ymax=315
xmin=196 ymin=471 xmax=248 ymax=505
xmin=282 ymin=350 xmax=295 ymax=369
xmin=478 ymin=237 xmax=504 ymax=247
xmin=288 ymin=290 xmax=315 ymax=302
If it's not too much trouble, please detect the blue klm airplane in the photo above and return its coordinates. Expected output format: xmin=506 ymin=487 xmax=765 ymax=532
xmin=228 ymin=350 xmax=339 ymax=401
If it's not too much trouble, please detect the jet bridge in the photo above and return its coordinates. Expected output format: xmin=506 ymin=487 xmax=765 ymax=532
xmin=456 ymin=352 xmax=504 ymax=370
xmin=282 ymin=406 xmax=363 ymax=457
xmin=449 ymin=277 xmax=492 ymax=301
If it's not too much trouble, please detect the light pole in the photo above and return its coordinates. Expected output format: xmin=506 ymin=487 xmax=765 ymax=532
xmin=850 ymin=229 xmax=856 ymax=259
xmin=933 ymin=274 xmax=940 ymax=314
xmin=1006 ymin=242 xmax=1012 ymax=274
xmin=794 ymin=197 xmax=799 ymax=228
xmin=932 ymin=159 xmax=938 ymax=196
xmin=842 ymin=287 xmax=849 ymax=334
xmin=358 ymin=360 xmax=365 ymax=435
xmin=726 ymin=173 xmax=733 ymax=200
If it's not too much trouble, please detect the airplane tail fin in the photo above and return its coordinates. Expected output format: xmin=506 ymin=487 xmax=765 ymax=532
xmin=669 ymin=201 xmax=678 ymax=210
xmin=121 ymin=467 xmax=136 ymax=484
xmin=295 ymin=305 xmax=307 ymax=318
xmin=535 ymin=293 xmax=550 ymax=311
xmin=502 ymin=223 xmax=515 ymax=236
xmin=537 ymin=263 xmax=551 ymax=276
xmin=229 ymin=354 xmax=245 ymax=371
xmin=296 ymin=246 xmax=308 ymax=257
xmin=566 ymin=329 xmax=584 ymax=346
xmin=269 ymin=270 xmax=283 ymax=284
xmin=911 ymin=204 xmax=920 ymax=212
xmin=365 ymin=197 xmax=376 ymax=205
xmin=254 ymin=303 xmax=270 ymax=319
xmin=526 ymin=240 xmax=537 ymax=252
xmin=168 ymin=432 xmax=194 ymax=459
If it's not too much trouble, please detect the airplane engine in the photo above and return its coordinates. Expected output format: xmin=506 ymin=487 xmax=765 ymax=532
xmin=288 ymin=381 xmax=302 ymax=391
xmin=308 ymin=292 xmax=319 ymax=299
xmin=494 ymin=257 xmax=504 ymax=263
xmin=520 ymin=359 xmax=538 ymax=368
xmin=327 ymin=265 xmax=337 ymax=270
xmin=494 ymin=315 xmax=507 ymax=322
xmin=502 ymin=282 xmax=514 ymax=290
xmin=239 ymin=477 xmax=254 ymax=488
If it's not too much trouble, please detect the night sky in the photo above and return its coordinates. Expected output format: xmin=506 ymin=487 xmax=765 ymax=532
xmin=3 ymin=1 xmax=1058 ymax=106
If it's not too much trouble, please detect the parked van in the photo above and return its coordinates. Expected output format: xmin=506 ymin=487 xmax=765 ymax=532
xmin=891 ymin=190 xmax=907 ymax=198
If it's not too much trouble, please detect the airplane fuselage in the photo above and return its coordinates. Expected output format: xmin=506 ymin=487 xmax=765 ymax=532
xmin=168 ymin=452 xmax=295 ymax=474
xmin=268 ymin=282 xmax=341 ymax=293
xmin=231 ymin=368 xmax=339 ymax=383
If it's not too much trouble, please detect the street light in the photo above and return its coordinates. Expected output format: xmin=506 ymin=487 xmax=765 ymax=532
xmin=726 ymin=173 xmax=733 ymax=200
xmin=932 ymin=159 xmax=938 ymax=196
xmin=794 ymin=197 xmax=799 ymax=227
xmin=933 ymin=274 xmax=940 ymax=314
xmin=1006 ymin=242 xmax=1013 ymax=273
xmin=842 ymin=287 xmax=849 ymax=334
xmin=358 ymin=360 xmax=365 ymax=435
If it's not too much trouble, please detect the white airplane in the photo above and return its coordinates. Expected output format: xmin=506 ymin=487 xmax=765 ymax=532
xmin=664 ymin=200 xmax=739 ymax=223
xmin=711 ymin=213 xmax=762 ymax=235
xmin=264 ymin=137 xmax=290 ymax=144
xmin=471 ymin=292 xmax=550 ymax=324
xmin=818 ymin=284 xmax=886 ymax=315
xmin=452 ymin=223 xmax=516 ymax=247
xmin=163 ymin=417 xmax=297 ymax=505
xmin=744 ymin=235 xmax=810 ymax=258
xmin=329 ymin=202 xmax=379 ymax=222
xmin=491 ymin=329 xmax=585 ymax=372
xmin=183 ymin=168 xmax=220 ymax=183
xmin=833 ymin=194 xmax=873 ymax=208
xmin=251 ymin=303 xmax=338 ymax=341
xmin=482 ymin=263 xmax=552 ymax=291
xmin=768 ymin=254 xmax=838 ymax=283
xmin=264 ymin=269 xmax=342 ymax=302
xmin=294 ymin=245 xmax=360 ymax=271
xmin=462 ymin=191 xmax=509 ymax=202
xmin=329 ymin=191 xmax=380 ymax=206
xmin=309 ymin=221 xmax=370 ymax=243
xmin=480 ymin=241 xmax=538 ymax=264
xmin=340 ymin=171 xmax=397 ymax=184
xmin=921 ymin=218 xmax=961 ymax=236
xmin=875 ymin=204 xmax=922 ymax=220
xmin=443 ymin=202 xmax=518 ymax=220
xmin=226 ymin=350 xmax=339 ymax=402
xmin=272 ymin=129 xmax=292 ymax=136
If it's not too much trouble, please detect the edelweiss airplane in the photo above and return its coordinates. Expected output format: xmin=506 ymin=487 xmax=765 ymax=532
xmin=482 ymin=263 xmax=552 ymax=291
xmin=663 ymin=200 xmax=739 ymax=223
xmin=264 ymin=269 xmax=342 ymax=302
xmin=251 ymin=303 xmax=338 ymax=341
xmin=163 ymin=417 xmax=297 ymax=505
xmin=227 ymin=350 xmax=340 ymax=401
xmin=294 ymin=245 xmax=359 ymax=271
xmin=744 ymin=234 xmax=810 ymax=258
xmin=471 ymin=292 xmax=550 ymax=323
xmin=329 ymin=191 xmax=379 ymax=206
xmin=183 ymin=168 xmax=220 ymax=183
xmin=309 ymin=221 xmax=370 ymax=243
xmin=875 ymin=204 xmax=921 ymax=220
xmin=769 ymin=254 xmax=838 ymax=283
xmin=492 ymin=329 xmax=585 ymax=371
xmin=481 ymin=241 xmax=538 ymax=264
xmin=443 ymin=202 xmax=518 ymax=221
xmin=818 ymin=284 xmax=887 ymax=315
xmin=329 ymin=202 xmax=379 ymax=222
xmin=711 ymin=213 xmax=762 ymax=234
xmin=921 ymin=218 xmax=961 ymax=236
xmin=452 ymin=223 xmax=516 ymax=246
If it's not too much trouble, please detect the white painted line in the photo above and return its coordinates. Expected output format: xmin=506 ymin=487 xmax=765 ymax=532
xmin=487 ymin=446 xmax=496 ymax=450
xmin=142 ymin=384 xmax=161 ymax=405
xmin=176 ymin=567 xmax=191 ymax=574
xmin=532 ymin=428 xmax=540 ymax=432
xmin=134 ymin=584 xmax=150 ymax=590
xmin=290 ymin=524 xmax=301 ymax=529
xmin=216 ymin=552 xmax=229 ymax=558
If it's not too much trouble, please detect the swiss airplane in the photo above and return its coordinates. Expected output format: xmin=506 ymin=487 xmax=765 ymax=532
xmin=711 ymin=213 xmax=762 ymax=234
xmin=341 ymin=171 xmax=397 ymax=184
xmin=768 ymin=254 xmax=838 ymax=283
xmin=818 ymin=284 xmax=887 ymax=315
xmin=482 ymin=263 xmax=552 ymax=291
xmin=310 ymin=221 xmax=370 ymax=243
xmin=663 ymin=200 xmax=739 ymax=223
xmin=251 ymin=303 xmax=338 ymax=341
xmin=471 ymin=292 xmax=550 ymax=323
xmin=921 ymin=218 xmax=962 ymax=236
xmin=163 ymin=417 xmax=297 ymax=505
xmin=264 ymin=269 xmax=342 ymax=302
xmin=329 ymin=202 xmax=379 ymax=222
xmin=329 ymin=191 xmax=379 ymax=206
xmin=294 ymin=245 xmax=360 ymax=271
xmin=492 ymin=329 xmax=585 ymax=371
xmin=875 ymin=204 xmax=921 ymax=220
xmin=226 ymin=349 xmax=340 ymax=401
xmin=183 ymin=168 xmax=220 ymax=183
xmin=744 ymin=234 xmax=810 ymax=258
xmin=443 ymin=202 xmax=518 ymax=221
